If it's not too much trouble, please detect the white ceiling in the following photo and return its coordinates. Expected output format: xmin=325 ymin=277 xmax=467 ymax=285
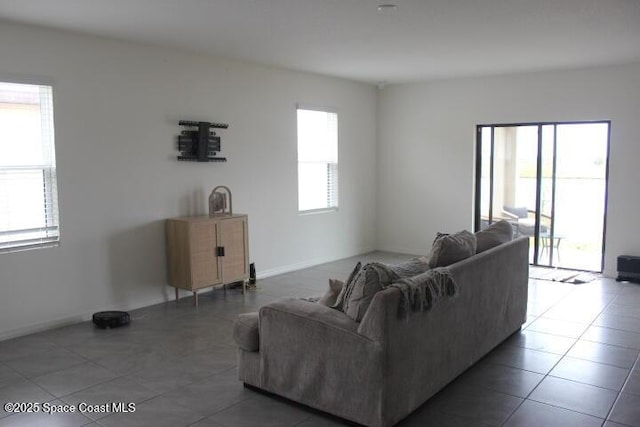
xmin=1 ymin=0 xmax=639 ymax=84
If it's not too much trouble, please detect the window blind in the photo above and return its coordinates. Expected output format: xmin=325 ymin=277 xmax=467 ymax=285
xmin=297 ymin=108 xmax=338 ymax=212
xmin=0 ymin=82 xmax=60 ymax=252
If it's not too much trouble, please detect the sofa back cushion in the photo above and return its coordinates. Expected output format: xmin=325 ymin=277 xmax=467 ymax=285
xmin=475 ymin=220 xmax=514 ymax=253
xmin=428 ymin=230 xmax=477 ymax=268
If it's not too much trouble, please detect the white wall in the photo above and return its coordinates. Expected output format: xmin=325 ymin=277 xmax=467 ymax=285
xmin=0 ymin=22 xmax=378 ymax=339
xmin=377 ymin=62 xmax=640 ymax=277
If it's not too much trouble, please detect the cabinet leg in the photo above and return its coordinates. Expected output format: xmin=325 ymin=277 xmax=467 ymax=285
xmin=193 ymin=291 xmax=198 ymax=307
xmin=242 ymin=280 xmax=247 ymax=294
xmin=175 ymin=288 xmax=179 ymax=303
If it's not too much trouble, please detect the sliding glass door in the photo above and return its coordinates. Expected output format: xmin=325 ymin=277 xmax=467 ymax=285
xmin=475 ymin=121 xmax=610 ymax=272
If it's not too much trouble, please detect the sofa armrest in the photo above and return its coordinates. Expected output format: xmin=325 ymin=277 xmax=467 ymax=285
xmin=260 ymin=297 xmax=360 ymax=336
xmin=258 ymin=298 xmax=384 ymax=426
xmin=357 ymin=287 xmax=400 ymax=345
xmin=233 ymin=312 xmax=260 ymax=352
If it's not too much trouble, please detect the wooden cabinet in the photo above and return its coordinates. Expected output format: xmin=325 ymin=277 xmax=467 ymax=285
xmin=166 ymin=214 xmax=249 ymax=305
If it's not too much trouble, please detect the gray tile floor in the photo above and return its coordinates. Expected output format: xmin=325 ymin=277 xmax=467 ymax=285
xmin=1 ymin=251 xmax=640 ymax=426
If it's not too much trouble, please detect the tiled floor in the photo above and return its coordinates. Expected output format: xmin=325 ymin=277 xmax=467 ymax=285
xmin=1 ymin=251 xmax=640 ymax=426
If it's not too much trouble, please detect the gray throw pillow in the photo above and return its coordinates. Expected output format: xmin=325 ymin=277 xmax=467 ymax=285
xmin=319 ymin=279 xmax=344 ymax=307
xmin=475 ymin=220 xmax=513 ymax=253
xmin=341 ymin=263 xmax=396 ymax=322
xmin=428 ymin=230 xmax=477 ymax=268
xmin=333 ymin=262 xmax=362 ymax=310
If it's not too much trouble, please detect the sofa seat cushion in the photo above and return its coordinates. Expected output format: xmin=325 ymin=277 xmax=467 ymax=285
xmin=233 ymin=312 xmax=260 ymax=352
xmin=428 ymin=230 xmax=477 ymax=268
xmin=476 ymin=220 xmax=514 ymax=253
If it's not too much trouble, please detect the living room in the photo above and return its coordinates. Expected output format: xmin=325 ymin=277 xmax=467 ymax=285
xmin=1 ymin=1 xmax=640 ymax=426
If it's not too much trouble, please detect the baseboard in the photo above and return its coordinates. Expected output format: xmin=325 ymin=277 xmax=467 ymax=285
xmin=256 ymin=249 xmax=376 ymax=279
xmin=0 ymin=315 xmax=87 ymax=342
xmin=1 ymin=250 xmax=381 ymax=341
xmin=0 ymin=293 xmax=175 ymax=342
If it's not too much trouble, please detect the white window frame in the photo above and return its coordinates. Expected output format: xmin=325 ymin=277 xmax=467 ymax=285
xmin=0 ymin=80 xmax=60 ymax=253
xmin=296 ymin=106 xmax=339 ymax=214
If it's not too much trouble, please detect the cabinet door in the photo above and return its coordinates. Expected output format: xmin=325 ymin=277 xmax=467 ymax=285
xmin=190 ymin=221 xmax=222 ymax=288
xmin=219 ymin=216 xmax=249 ymax=283
xmin=166 ymin=219 xmax=191 ymax=288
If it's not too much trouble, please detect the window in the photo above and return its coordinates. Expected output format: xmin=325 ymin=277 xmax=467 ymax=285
xmin=0 ymin=81 xmax=60 ymax=252
xmin=297 ymin=107 xmax=338 ymax=212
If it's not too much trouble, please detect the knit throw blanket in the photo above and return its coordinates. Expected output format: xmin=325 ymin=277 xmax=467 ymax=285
xmin=388 ymin=267 xmax=458 ymax=318
xmin=387 ymin=259 xmax=431 ymax=278
xmin=362 ymin=260 xmax=458 ymax=318
xmin=302 ymin=259 xmax=457 ymax=319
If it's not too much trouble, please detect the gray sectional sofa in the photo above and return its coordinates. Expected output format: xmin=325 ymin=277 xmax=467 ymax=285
xmin=234 ymin=236 xmax=529 ymax=427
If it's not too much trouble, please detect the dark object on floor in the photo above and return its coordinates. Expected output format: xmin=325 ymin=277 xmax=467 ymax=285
xmin=617 ymin=255 xmax=640 ymax=283
xmin=92 ymin=311 xmax=130 ymax=329
xmin=250 ymin=262 xmax=256 ymax=285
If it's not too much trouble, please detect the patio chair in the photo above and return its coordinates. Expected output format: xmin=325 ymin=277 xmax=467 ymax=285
xmin=502 ymin=205 xmax=560 ymax=262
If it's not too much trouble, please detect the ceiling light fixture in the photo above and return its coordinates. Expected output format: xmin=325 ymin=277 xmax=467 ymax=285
xmin=377 ymin=4 xmax=398 ymax=12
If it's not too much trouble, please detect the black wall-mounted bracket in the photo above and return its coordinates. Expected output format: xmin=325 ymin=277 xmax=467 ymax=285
xmin=177 ymin=120 xmax=229 ymax=162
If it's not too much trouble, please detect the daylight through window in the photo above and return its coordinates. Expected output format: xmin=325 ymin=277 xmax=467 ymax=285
xmin=297 ymin=108 xmax=338 ymax=212
xmin=0 ymin=82 xmax=60 ymax=252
